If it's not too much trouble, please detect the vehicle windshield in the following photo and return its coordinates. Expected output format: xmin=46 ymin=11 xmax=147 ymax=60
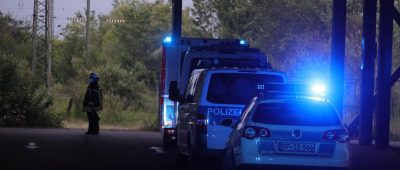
xmin=206 ymin=73 xmax=284 ymax=104
xmin=252 ymin=102 xmax=341 ymax=126
xmin=189 ymin=58 xmax=263 ymax=75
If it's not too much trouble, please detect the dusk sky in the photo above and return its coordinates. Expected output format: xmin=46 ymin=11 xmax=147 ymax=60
xmin=0 ymin=0 xmax=193 ymax=38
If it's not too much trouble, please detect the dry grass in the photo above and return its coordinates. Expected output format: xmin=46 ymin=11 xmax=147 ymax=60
xmin=63 ymin=120 xmax=145 ymax=131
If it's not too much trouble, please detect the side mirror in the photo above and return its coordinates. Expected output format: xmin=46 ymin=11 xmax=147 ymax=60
xmin=221 ymin=118 xmax=234 ymax=128
xmin=169 ymin=81 xmax=180 ymax=101
xmin=186 ymin=95 xmax=194 ymax=103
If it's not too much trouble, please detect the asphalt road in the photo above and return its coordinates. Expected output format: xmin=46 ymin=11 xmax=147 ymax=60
xmin=0 ymin=128 xmax=400 ymax=170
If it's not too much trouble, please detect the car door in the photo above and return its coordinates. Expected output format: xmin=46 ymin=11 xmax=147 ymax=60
xmin=229 ymin=96 xmax=258 ymax=150
xmin=177 ymin=71 xmax=202 ymax=153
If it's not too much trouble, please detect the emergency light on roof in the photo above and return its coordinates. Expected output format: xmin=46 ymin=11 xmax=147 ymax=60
xmin=311 ymin=84 xmax=327 ymax=96
xmin=240 ymin=40 xmax=246 ymax=45
xmin=261 ymin=83 xmax=328 ymax=100
xmin=163 ymin=36 xmax=172 ymax=43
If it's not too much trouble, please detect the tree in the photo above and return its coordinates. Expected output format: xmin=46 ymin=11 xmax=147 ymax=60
xmin=0 ymin=12 xmax=63 ymax=127
xmin=191 ymin=0 xmax=219 ymax=38
xmin=211 ymin=0 xmax=332 ymax=80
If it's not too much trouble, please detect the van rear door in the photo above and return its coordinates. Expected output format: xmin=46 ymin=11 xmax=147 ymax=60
xmin=200 ymin=71 xmax=286 ymax=150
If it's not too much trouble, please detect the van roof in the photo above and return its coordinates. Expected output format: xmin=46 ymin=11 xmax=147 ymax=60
xmin=188 ymin=46 xmax=261 ymax=53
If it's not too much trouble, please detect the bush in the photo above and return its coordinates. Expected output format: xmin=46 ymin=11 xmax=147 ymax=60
xmin=99 ymin=93 xmax=157 ymax=130
xmin=0 ymin=52 xmax=63 ymax=127
xmin=53 ymin=64 xmax=158 ymax=130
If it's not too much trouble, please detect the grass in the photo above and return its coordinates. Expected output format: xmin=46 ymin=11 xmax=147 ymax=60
xmin=63 ymin=119 xmax=148 ymax=131
xmin=52 ymin=90 xmax=158 ymax=131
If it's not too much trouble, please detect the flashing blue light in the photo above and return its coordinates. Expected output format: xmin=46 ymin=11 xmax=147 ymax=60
xmin=240 ymin=40 xmax=246 ymax=45
xmin=311 ymin=84 xmax=326 ymax=96
xmin=163 ymin=36 xmax=172 ymax=43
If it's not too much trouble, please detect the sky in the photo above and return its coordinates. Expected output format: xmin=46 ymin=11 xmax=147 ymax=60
xmin=0 ymin=0 xmax=193 ymax=38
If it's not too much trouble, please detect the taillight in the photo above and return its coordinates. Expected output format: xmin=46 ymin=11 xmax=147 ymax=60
xmin=160 ymin=46 xmax=166 ymax=95
xmin=337 ymin=130 xmax=350 ymax=143
xmin=323 ymin=129 xmax=349 ymax=143
xmin=243 ymin=126 xmax=271 ymax=140
xmin=159 ymin=96 xmax=164 ymax=106
xmin=324 ymin=131 xmax=335 ymax=140
xmin=259 ymin=128 xmax=271 ymax=137
xmin=244 ymin=127 xmax=256 ymax=139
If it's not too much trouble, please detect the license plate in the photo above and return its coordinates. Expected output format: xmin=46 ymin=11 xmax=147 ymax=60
xmin=278 ymin=142 xmax=315 ymax=153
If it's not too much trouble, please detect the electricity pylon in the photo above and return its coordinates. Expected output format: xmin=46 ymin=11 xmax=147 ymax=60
xmin=32 ymin=0 xmax=53 ymax=89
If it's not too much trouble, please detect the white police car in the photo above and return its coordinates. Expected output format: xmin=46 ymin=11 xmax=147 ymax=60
xmin=222 ymin=84 xmax=351 ymax=169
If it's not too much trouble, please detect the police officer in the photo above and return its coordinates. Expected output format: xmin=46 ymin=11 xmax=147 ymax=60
xmin=82 ymin=73 xmax=103 ymax=135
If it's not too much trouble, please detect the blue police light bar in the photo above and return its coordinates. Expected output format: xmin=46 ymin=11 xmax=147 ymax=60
xmin=240 ymin=40 xmax=246 ymax=45
xmin=311 ymin=84 xmax=326 ymax=96
xmin=163 ymin=36 xmax=172 ymax=43
xmin=260 ymin=83 xmax=328 ymax=99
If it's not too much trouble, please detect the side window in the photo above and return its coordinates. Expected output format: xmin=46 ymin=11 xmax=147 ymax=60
xmin=193 ymin=71 xmax=205 ymax=101
xmin=189 ymin=58 xmax=201 ymax=76
xmin=184 ymin=72 xmax=200 ymax=102
xmin=179 ymin=51 xmax=187 ymax=74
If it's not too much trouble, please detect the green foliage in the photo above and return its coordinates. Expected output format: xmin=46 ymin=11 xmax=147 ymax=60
xmin=0 ymin=13 xmax=62 ymax=127
xmin=191 ymin=0 xmax=219 ymax=38
xmin=211 ymin=0 xmax=333 ymax=80
xmin=50 ymin=1 xmax=186 ymax=130
xmin=99 ymin=93 xmax=157 ymax=130
xmin=0 ymin=52 xmax=62 ymax=127
xmin=0 ymin=14 xmax=32 ymax=63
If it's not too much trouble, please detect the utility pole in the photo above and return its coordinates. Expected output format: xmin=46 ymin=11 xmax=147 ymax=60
xmin=330 ymin=0 xmax=346 ymax=118
xmin=46 ymin=0 xmax=53 ymax=89
xmin=86 ymin=0 xmax=90 ymax=67
xmin=359 ymin=0 xmax=377 ymax=146
xmin=32 ymin=0 xmax=38 ymax=73
xmin=172 ymin=0 xmax=182 ymax=42
xmin=32 ymin=0 xmax=53 ymax=89
xmin=375 ymin=0 xmax=393 ymax=148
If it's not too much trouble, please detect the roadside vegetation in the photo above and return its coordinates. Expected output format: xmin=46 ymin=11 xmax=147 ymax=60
xmin=0 ymin=0 xmax=399 ymax=139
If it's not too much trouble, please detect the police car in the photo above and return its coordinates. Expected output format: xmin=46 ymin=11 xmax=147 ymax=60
xmin=168 ymin=68 xmax=288 ymax=163
xmin=222 ymin=84 xmax=352 ymax=169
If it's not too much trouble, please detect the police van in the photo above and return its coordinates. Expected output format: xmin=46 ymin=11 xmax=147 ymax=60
xmin=168 ymin=67 xmax=288 ymax=162
xmin=159 ymin=37 xmax=270 ymax=144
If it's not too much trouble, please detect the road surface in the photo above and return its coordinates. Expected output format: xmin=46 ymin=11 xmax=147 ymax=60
xmin=0 ymin=128 xmax=399 ymax=170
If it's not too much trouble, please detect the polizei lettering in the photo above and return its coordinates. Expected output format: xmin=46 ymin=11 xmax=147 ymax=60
xmin=207 ymin=107 xmax=242 ymax=116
